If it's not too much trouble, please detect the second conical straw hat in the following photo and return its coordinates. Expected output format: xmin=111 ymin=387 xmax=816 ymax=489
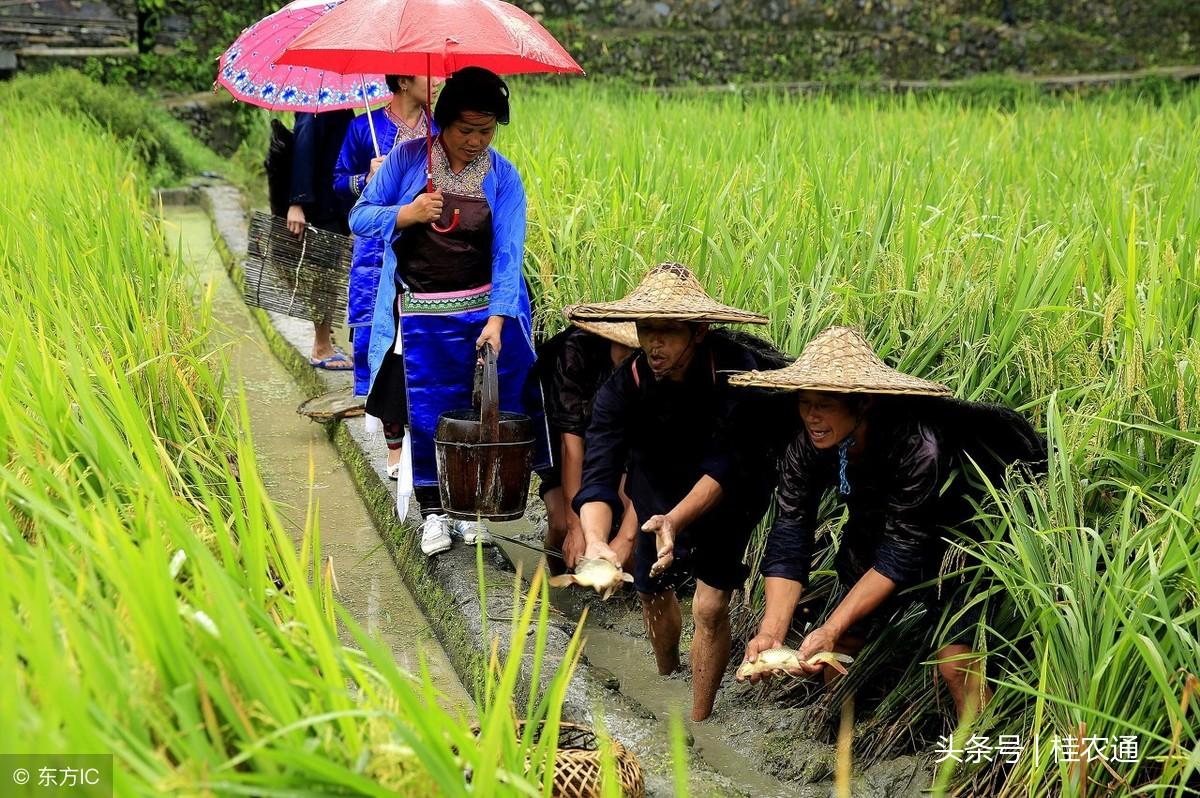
xmin=729 ymin=326 xmax=952 ymax=395
xmin=562 ymin=306 xmax=641 ymax=349
xmin=566 ymin=262 xmax=767 ymax=325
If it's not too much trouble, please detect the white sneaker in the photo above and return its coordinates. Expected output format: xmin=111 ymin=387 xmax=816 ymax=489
xmin=420 ymin=513 xmax=452 ymax=556
xmin=451 ymin=519 xmax=492 ymax=545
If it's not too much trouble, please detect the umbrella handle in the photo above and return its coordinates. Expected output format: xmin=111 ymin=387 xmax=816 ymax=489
xmin=423 ymin=56 xmax=457 ymax=234
xmin=426 ymin=174 xmax=460 ymax=233
xmin=432 ymin=209 xmax=460 ymax=234
xmin=362 ymin=75 xmax=380 ymax=158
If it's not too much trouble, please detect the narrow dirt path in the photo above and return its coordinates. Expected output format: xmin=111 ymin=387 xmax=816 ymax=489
xmin=165 ymin=206 xmax=471 ymax=710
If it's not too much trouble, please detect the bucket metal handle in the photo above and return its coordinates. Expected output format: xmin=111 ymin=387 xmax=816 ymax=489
xmin=475 ymin=343 xmax=500 ymax=444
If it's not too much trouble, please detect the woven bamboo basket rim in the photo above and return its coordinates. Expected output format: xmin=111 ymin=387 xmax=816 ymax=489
xmin=472 ymin=721 xmax=644 ymax=798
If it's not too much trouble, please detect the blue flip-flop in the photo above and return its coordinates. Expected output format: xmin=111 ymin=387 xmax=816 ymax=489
xmin=310 ymin=350 xmax=354 ymax=371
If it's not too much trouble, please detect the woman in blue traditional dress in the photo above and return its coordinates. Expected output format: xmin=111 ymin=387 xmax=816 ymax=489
xmin=349 ymin=67 xmax=548 ymax=557
xmin=333 ymin=75 xmax=438 ymax=411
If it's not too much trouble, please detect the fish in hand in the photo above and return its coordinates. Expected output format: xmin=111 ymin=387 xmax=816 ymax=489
xmin=735 ymin=647 xmax=855 ymax=679
xmin=548 ymin=557 xmax=634 ymax=600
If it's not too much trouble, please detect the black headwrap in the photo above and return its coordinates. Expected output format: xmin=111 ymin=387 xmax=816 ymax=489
xmin=433 ymin=66 xmax=511 ymax=129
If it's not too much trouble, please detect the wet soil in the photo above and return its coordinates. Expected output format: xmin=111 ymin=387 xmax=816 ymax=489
xmin=498 ymin=538 xmax=812 ymax=798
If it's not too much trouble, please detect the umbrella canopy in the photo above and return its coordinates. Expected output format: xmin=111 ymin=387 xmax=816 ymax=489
xmin=216 ymin=0 xmax=391 ymax=112
xmin=277 ymin=0 xmax=584 ymax=77
xmin=278 ymin=0 xmax=582 ymax=233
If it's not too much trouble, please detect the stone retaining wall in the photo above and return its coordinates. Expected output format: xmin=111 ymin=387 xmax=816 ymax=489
xmin=521 ymin=0 xmax=1199 ymax=84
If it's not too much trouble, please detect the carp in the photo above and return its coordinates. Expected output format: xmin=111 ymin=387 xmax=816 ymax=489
xmin=736 ymin=647 xmax=855 ymax=679
xmin=548 ymin=557 xmax=633 ymax=600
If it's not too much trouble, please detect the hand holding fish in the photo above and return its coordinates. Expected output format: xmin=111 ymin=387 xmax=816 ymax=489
xmin=548 ymin=556 xmax=633 ymax=600
xmin=796 ymin=625 xmax=841 ymax=675
xmin=583 ymin=539 xmax=620 ymax=567
xmin=735 ymin=645 xmax=854 ymax=681
xmin=739 ymin=632 xmax=787 ymax=683
xmin=641 ymin=514 xmax=676 ymax=578
xmin=562 ymin=523 xmax=586 ymax=569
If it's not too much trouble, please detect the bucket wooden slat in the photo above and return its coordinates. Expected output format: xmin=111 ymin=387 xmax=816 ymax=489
xmin=435 ymin=344 xmax=535 ymax=520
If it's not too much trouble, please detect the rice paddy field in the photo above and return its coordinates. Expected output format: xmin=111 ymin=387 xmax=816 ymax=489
xmin=507 ymin=83 xmax=1199 ymax=795
xmin=3 ymin=69 xmax=1198 ymax=796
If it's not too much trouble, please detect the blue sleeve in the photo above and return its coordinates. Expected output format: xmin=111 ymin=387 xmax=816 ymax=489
xmin=289 ymin=113 xmax=316 ymax=206
xmin=348 ymin=140 xmax=415 ymax=243
xmin=487 ymin=158 xmax=526 ymax=320
xmin=333 ymin=123 xmax=368 ymax=203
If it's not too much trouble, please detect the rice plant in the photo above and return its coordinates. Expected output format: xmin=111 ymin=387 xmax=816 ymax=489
xmin=501 ymin=83 xmax=1199 ymax=795
xmin=5 ymin=70 xmax=1197 ymax=795
xmin=0 ymin=97 xmax=588 ymax=795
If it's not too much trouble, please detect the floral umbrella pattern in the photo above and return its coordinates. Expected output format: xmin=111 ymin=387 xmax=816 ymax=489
xmin=216 ymin=0 xmax=391 ymax=112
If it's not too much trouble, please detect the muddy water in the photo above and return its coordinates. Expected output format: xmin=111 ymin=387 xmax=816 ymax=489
xmin=165 ymin=208 xmax=470 ymax=709
xmin=497 ymin=540 xmax=801 ymax=798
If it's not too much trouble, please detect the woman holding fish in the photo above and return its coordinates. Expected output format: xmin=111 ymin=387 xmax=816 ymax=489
xmin=730 ymin=327 xmax=1045 ymax=722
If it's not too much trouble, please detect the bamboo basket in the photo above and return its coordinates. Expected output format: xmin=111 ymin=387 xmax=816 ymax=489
xmin=480 ymin=721 xmax=644 ymax=798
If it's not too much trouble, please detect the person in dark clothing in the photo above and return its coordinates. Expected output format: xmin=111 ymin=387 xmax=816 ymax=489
xmin=732 ymin=326 xmax=1045 ymax=723
xmin=288 ymin=109 xmax=355 ymax=369
xmin=535 ymin=313 xmax=639 ymax=573
xmin=568 ymin=263 xmax=793 ymax=722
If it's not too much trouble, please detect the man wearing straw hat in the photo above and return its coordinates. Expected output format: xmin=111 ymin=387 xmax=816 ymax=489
xmin=569 ymin=262 xmax=793 ymax=722
xmin=535 ymin=311 xmax=641 ymax=574
xmin=731 ymin=327 xmax=1044 ymax=722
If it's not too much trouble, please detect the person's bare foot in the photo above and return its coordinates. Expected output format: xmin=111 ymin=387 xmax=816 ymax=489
xmin=311 ymin=321 xmax=337 ymax=361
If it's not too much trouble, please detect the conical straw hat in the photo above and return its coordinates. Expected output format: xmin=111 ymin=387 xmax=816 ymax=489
xmin=562 ymin=306 xmax=641 ymax=349
xmin=566 ymin=262 xmax=767 ymax=325
xmin=729 ymin=326 xmax=952 ymax=396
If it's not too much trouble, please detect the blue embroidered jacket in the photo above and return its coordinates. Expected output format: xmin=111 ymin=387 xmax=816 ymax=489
xmin=347 ymin=137 xmax=532 ymax=395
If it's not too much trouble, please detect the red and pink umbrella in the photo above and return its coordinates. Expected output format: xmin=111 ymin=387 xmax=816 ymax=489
xmin=278 ymin=0 xmax=584 ymax=77
xmin=278 ymin=0 xmax=584 ymax=231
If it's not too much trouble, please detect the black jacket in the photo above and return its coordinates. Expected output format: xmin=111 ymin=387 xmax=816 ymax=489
xmin=538 ymin=327 xmax=619 ymax=438
xmin=761 ymin=399 xmax=1045 ymax=589
xmin=289 ymin=110 xmax=354 ymax=232
xmin=573 ymin=330 xmax=793 ymax=527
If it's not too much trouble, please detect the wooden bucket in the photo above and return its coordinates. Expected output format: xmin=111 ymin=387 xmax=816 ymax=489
xmin=434 ymin=344 xmax=534 ymax=521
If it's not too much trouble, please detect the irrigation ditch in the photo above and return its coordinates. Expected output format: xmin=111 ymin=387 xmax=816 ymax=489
xmin=157 ymin=182 xmax=935 ymax=797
